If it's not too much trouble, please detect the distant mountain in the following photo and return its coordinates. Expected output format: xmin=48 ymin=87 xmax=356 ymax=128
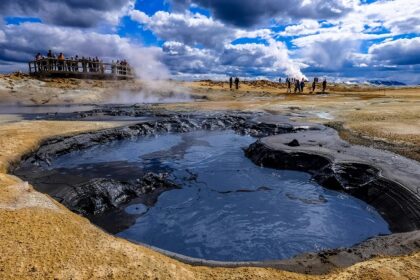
xmin=367 ymin=80 xmax=406 ymax=86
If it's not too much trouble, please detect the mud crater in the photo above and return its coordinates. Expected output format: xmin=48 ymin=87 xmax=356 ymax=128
xmin=11 ymin=109 xmax=420 ymax=273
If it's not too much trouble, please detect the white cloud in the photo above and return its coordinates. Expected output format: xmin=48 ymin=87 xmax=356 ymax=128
xmin=131 ymin=11 xmax=238 ymax=49
xmin=280 ymin=20 xmax=320 ymax=36
xmin=130 ymin=10 xmax=152 ymax=24
xmin=131 ymin=9 xmax=304 ymax=78
xmin=369 ymin=37 xmax=420 ymax=66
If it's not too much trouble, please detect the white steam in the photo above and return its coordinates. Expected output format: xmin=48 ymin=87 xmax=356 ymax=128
xmin=266 ymin=38 xmax=306 ymax=80
xmin=120 ymin=45 xmax=170 ymax=81
xmin=108 ymin=82 xmax=192 ymax=104
xmin=111 ymin=44 xmax=193 ymax=104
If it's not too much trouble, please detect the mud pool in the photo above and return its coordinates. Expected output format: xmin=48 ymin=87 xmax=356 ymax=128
xmin=23 ymin=129 xmax=390 ymax=262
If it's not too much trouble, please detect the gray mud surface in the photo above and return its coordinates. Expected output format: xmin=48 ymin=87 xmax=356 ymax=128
xmin=11 ymin=107 xmax=420 ymax=275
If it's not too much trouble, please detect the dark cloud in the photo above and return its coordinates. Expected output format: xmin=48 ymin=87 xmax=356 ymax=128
xmin=171 ymin=0 xmax=355 ymax=27
xmin=0 ymin=22 xmax=132 ymax=64
xmin=0 ymin=0 xmax=132 ymax=27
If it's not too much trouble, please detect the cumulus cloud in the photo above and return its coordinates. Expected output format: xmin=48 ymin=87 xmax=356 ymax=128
xmin=0 ymin=0 xmax=134 ymax=28
xmin=130 ymin=8 xmax=304 ymax=79
xmin=280 ymin=20 xmax=321 ymax=37
xmin=161 ymin=39 xmax=304 ymax=79
xmin=359 ymin=0 xmax=420 ymax=35
xmin=369 ymin=37 xmax=420 ymax=66
xmin=162 ymin=41 xmax=218 ymax=74
xmin=171 ymin=0 xmax=357 ymax=27
xmin=131 ymin=11 xmax=237 ymax=49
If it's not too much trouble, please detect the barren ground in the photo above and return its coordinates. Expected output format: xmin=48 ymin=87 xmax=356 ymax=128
xmin=0 ymin=75 xmax=419 ymax=279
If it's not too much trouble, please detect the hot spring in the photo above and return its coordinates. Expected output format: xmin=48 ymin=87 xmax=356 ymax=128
xmin=17 ymin=129 xmax=390 ymax=262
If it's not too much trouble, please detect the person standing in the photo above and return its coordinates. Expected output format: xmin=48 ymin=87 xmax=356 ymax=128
xmin=312 ymin=79 xmax=316 ymax=93
xmin=74 ymin=55 xmax=79 ymax=72
xmin=234 ymin=77 xmax=240 ymax=90
xmin=322 ymin=79 xmax=327 ymax=93
xmin=300 ymin=78 xmax=305 ymax=93
xmin=34 ymin=53 xmax=42 ymax=72
xmin=229 ymin=77 xmax=233 ymax=89
xmin=57 ymin=52 xmax=65 ymax=71
xmin=294 ymin=79 xmax=299 ymax=93
xmin=47 ymin=50 xmax=53 ymax=70
xmin=287 ymin=78 xmax=291 ymax=93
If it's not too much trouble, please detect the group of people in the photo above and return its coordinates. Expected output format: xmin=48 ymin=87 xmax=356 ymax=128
xmin=227 ymin=76 xmax=327 ymax=93
xmin=33 ymin=50 xmax=131 ymax=76
xmin=285 ymin=77 xmax=327 ymax=94
xmin=229 ymin=77 xmax=240 ymax=90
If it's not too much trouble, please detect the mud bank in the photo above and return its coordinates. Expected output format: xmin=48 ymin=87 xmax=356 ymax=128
xmin=245 ymin=128 xmax=420 ymax=233
xmin=11 ymin=111 xmax=420 ymax=274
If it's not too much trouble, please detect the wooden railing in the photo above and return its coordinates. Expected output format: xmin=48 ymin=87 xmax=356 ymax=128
xmin=28 ymin=58 xmax=134 ymax=79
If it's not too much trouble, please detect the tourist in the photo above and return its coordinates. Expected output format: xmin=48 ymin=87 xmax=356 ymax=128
xmin=234 ymin=77 xmax=240 ymax=90
xmin=312 ymin=79 xmax=316 ymax=93
xmin=34 ymin=53 xmax=42 ymax=72
xmin=74 ymin=55 xmax=79 ymax=72
xmin=116 ymin=60 xmax=120 ymax=75
xmin=94 ymin=57 xmax=100 ymax=72
xmin=46 ymin=50 xmax=53 ymax=71
xmin=300 ymin=78 xmax=305 ymax=93
xmin=322 ymin=79 xmax=327 ymax=93
xmin=229 ymin=76 xmax=233 ymax=89
xmin=294 ymin=79 xmax=299 ymax=93
xmin=287 ymin=78 xmax=291 ymax=93
xmin=57 ymin=53 xmax=65 ymax=71
xmin=88 ymin=58 xmax=93 ymax=72
xmin=81 ymin=57 xmax=87 ymax=72
xmin=99 ymin=60 xmax=104 ymax=74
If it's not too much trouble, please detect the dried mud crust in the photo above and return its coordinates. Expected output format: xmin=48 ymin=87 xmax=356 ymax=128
xmin=328 ymin=121 xmax=420 ymax=162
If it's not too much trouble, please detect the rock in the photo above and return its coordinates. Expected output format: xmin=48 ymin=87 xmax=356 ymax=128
xmin=287 ymin=139 xmax=300 ymax=147
xmin=61 ymin=173 xmax=179 ymax=215
xmin=20 ymin=113 xmax=305 ymax=165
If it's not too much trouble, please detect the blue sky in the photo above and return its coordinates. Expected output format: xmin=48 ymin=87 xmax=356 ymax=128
xmin=0 ymin=0 xmax=419 ymax=83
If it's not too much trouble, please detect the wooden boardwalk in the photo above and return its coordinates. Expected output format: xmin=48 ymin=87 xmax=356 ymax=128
xmin=29 ymin=59 xmax=134 ymax=80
